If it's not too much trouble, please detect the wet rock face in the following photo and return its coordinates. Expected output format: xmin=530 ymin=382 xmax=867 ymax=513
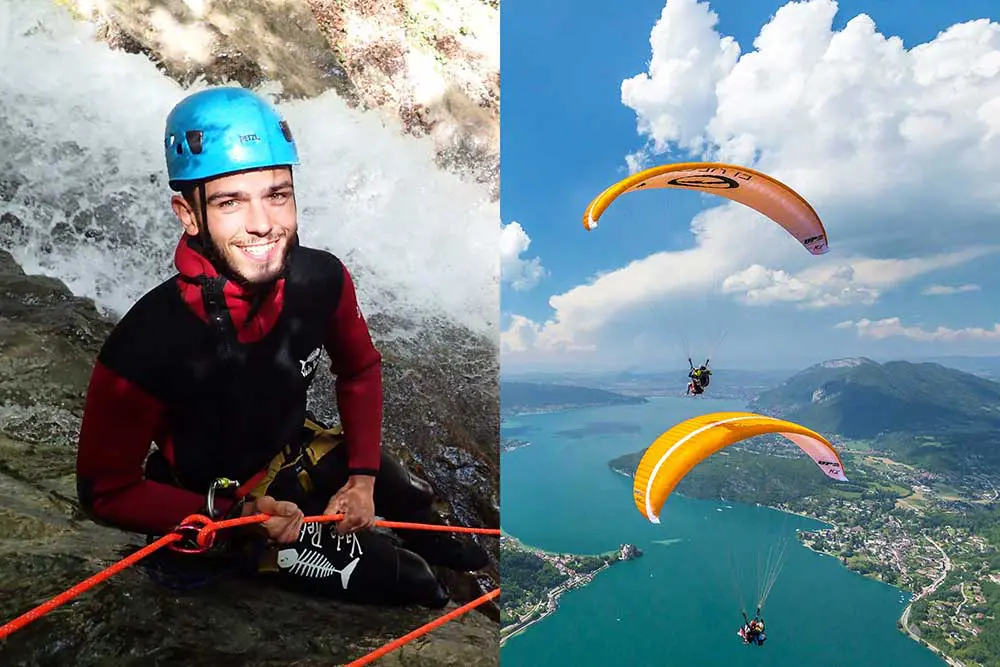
xmin=0 ymin=548 xmax=500 ymax=666
xmin=0 ymin=242 xmax=115 ymax=461
xmin=306 ymin=0 xmax=499 ymax=198
xmin=77 ymin=0 xmax=358 ymax=101
xmin=0 ymin=249 xmax=499 ymax=664
xmin=67 ymin=0 xmax=500 ymax=199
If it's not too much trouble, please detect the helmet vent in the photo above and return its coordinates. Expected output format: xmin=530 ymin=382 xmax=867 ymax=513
xmin=279 ymin=120 xmax=294 ymax=143
xmin=185 ymin=130 xmax=204 ymax=155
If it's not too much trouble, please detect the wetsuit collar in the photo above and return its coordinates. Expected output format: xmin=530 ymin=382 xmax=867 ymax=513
xmin=173 ymin=234 xmax=289 ymax=342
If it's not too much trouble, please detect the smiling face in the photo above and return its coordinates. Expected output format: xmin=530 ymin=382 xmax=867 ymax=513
xmin=173 ymin=167 xmax=297 ymax=284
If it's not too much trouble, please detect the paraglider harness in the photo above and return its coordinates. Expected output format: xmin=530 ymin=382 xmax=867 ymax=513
xmin=686 ymin=358 xmax=711 ymax=396
xmin=739 ymin=609 xmax=766 ymax=646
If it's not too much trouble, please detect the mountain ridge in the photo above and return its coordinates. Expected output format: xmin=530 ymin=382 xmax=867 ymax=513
xmin=500 ymin=381 xmax=648 ymax=415
xmin=747 ymin=357 xmax=1000 ymax=473
xmin=750 ymin=356 xmax=1000 ymax=438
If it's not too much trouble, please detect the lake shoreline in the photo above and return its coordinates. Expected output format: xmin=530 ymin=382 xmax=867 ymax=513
xmin=503 ymin=396 xmax=946 ymax=665
xmin=499 ymin=532 xmax=640 ymax=648
xmin=501 ymin=402 xmax=650 ymax=420
xmin=498 ymin=558 xmax=612 ymax=648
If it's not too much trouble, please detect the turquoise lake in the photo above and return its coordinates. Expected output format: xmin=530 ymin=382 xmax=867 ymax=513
xmin=499 ymin=396 xmax=944 ymax=666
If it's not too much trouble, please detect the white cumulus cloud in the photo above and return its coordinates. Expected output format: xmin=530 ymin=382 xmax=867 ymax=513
xmin=721 ymin=248 xmax=997 ymax=307
xmin=621 ymin=0 xmax=1000 ymax=261
xmin=500 ymin=221 xmax=546 ymax=291
xmin=836 ymin=317 xmax=1000 ymax=342
xmin=620 ymin=0 xmax=740 ymax=156
xmin=500 ymin=314 xmax=541 ymax=352
xmin=503 ymin=0 xmax=1000 ymax=356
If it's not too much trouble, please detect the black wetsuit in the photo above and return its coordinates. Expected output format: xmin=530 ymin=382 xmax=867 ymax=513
xmin=76 ymin=234 xmax=487 ymax=608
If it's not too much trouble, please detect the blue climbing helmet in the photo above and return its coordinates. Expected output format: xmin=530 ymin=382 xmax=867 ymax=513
xmin=163 ymin=86 xmax=300 ymax=191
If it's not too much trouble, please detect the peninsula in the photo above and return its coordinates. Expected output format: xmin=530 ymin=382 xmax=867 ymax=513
xmin=499 ymin=533 xmax=643 ymax=646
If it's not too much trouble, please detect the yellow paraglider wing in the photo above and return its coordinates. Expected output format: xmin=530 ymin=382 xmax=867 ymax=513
xmin=583 ymin=162 xmax=830 ymax=255
xmin=632 ymin=411 xmax=847 ymax=523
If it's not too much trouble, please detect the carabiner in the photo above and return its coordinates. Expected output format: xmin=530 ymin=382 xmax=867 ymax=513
xmin=206 ymin=477 xmax=241 ymax=520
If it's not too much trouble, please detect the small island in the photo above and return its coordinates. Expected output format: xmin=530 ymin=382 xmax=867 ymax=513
xmin=502 ymin=437 xmax=530 ymax=453
xmin=499 ymin=533 xmax=642 ymax=645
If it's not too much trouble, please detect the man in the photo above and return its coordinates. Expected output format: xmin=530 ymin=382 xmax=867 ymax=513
xmin=75 ymin=86 xmax=487 ymax=609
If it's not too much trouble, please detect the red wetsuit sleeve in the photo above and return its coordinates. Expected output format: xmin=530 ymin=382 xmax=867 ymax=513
xmin=75 ymin=360 xmax=212 ymax=535
xmin=323 ymin=264 xmax=383 ymax=475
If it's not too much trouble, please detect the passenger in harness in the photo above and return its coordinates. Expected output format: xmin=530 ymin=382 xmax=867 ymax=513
xmin=686 ymin=358 xmax=711 ymax=396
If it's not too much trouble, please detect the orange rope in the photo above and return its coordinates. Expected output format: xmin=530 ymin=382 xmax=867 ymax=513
xmin=0 ymin=513 xmax=500 ymax=665
xmin=345 ymin=588 xmax=501 ymax=666
xmin=0 ymin=533 xmax=182 ymax=640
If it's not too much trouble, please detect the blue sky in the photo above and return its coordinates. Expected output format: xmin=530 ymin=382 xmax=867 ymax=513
xmin=500 ymin=0 xmax=1000 ymax=372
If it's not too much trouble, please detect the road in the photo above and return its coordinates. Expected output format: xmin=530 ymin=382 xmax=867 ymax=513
xmin=925 ymin=535 xmax=952 ymax=594
xmin=898 ymin=535 xmax=963 ymax=667
xmin=500 ymin=562 xmax=611 ymax=647
xmin=953 ymin=583 xmax=967 ymax=625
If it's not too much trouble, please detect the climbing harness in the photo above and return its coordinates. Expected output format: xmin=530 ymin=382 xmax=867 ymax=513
xmin=0 ymin=511 xmax=500 ymax=666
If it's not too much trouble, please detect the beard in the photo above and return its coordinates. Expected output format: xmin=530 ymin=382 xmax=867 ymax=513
xmin=207 ymin=229 xmax=297 ymax=287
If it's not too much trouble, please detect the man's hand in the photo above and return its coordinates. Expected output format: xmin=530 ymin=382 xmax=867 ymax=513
xmin=324 ymin=475 xmax=376 ymax=535
xmin=242 ymin=495 xmax=304 ymax=544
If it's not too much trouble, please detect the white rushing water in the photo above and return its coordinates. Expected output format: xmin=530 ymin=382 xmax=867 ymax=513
xmin=0 ymin=0 xmax=499 ymax=338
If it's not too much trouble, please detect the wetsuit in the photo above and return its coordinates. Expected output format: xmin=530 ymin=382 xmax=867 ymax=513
xmin=75 ymin=234 xmax=486 ymax=607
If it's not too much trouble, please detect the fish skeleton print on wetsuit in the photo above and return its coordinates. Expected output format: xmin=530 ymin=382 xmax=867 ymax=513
xmin=74 ymin=86 xmax=487 ymax=608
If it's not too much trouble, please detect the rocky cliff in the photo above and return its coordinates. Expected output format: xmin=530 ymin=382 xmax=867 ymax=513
xmin=0 ymin=244 xmax=498 ymax=664
xmin=63 ymin=0 xmax=499 ymax=198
